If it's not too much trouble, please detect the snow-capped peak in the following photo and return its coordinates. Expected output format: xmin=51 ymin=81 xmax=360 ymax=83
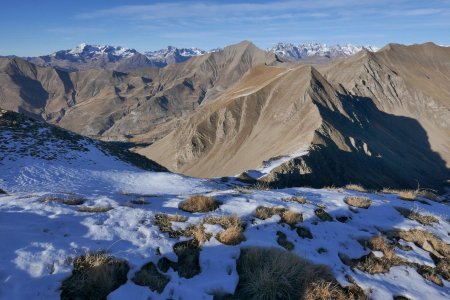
xmin=50 ymin=43 xmax=138 ymax=61
xmin=270 ymin=42 xmax=379 ymax=60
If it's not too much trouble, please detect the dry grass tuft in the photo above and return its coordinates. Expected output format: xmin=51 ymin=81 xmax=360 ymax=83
xmin=78 ymin=206 xmax=112 ymax=213
xmin=281 ymin=210 xmax=303 ymax=226
xmin=282 ymin=196 xmax=307 ymax=204
xmin=395 ymin=207 xmax=439 ymax=225
xmin=179 ymin=195 xmax=220 ymax=213
xmin=132 ymin=262 xmax=169 ymax=293
xmin=254 ymin=206 xmax=285 ymax=220
xmin=61 ymin=252 xmax=129 ymax=300
xmin=345 ymin=184 xmax=367 ymax=192
xmin=154 ymin=214 xmax=188 ymax=238
xmin=304 ymin=280 xmax=368 ymax=300
xmin=204 ymin=214 xmax=246 ymax=245
xmin=204 ymin=214 xmax=244 ymax=229
xmin=233 ymin=247 xmax=364 ymax=299
xmin=344 ymin=196 xmax=372 ymax=209
xmin=185 ymin=224 xmax=212 ymax=244
xmin=217 ymin=226 xmax=246 ymax=245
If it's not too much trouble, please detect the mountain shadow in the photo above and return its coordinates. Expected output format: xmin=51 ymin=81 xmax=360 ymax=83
xmin=266 ymin=93 xmax=449 ymax=192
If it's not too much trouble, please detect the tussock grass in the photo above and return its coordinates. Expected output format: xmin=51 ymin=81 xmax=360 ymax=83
xmin=78 ymin=206 xmax=112 ymax=213
xmin=233 ymin=247 xmax=361 ymax=299
xmin=61 ymin=252 xmax=129 ymax=300
xmin=344 ymin=196 xmax=372 ymax=209
xmin=394 ymin=207 xmax=439 ymax=225
xmin=296 ymin=226 xmax=313 ymax=239
xmin=382 ymin=188 xmax=438 ymax=201
xmin=345 ymin=184 xmax=367 ymax=192
xmin=204 ymin=214 xmax=246 ymax=245
xmin=254 ymin=206 xmax=285 ymax=220
xmin=217 ymin=226 xmax=246 ymax=245
xmin=304 ymin=280 xmax=368 ymax=300
xmin=155 ymin=214 xmax=188 ymax=238
xmin=281 ymin=210 xmax=303 ymax=226
xmin=282 ymin=196 xmax=307 ymax=204
xmin=185 ymin=224 xmax=212 ymax=244
xmin=179 ymin=195 xmax=220 ymax=213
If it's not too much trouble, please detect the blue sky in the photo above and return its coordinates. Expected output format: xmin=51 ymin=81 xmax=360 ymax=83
xmin=1 ymin=0 xmax=449 ymax=56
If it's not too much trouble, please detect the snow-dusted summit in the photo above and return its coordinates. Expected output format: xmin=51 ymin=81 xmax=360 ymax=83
xmin=270 ymin=42 xmax=379 ymax=60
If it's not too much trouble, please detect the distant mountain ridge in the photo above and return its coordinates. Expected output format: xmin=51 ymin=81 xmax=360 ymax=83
xmin=270 ymin=42 xmax=379 ymax=60
xmin=11 ymin=42 xmax=378 ymax=72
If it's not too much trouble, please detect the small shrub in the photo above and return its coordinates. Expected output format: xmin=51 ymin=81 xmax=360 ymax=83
xmin=344 ymin=196 xmax=372 ymax=209
xmin=78 ymin=206 xmax=112 ymax=213
xmin=132 ymin=262 xmax=169 ymax=293
xmin=179 ymin=195 xmax=220 ymax=213
xmin=233 ymin=247 xmax=338 ymax=299
xmin=61 ymin=252 xmax=129 ymax=300
xmin=395 ymin=207 xmax=439 ymax=225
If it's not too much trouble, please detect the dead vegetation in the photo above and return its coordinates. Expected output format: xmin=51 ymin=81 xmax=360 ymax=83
xmin=394 ymin=207 xmax=439 ymax=225
xmin=41 ymin=195 xmax=86 ymax=206
xmin=132 ymin=261 xmax=169 ymax=293
xmin=345 ymin=184 xmax=367 ymax=192
xmin=61 ymin=252 xmax=129 ymax=300
xmin=204 ymin=214 xmax=246 ymax=245
xmin=344 ymin=196 xmax=372 ymax=209
xmin=179 ymin=195 xmax=220 ymax=213
xmin=381 ymin=188 xmax=439 ymax=202
xmin=341 ymin=233 xmax=449 ymax=286
xmin=296 ymin=226 xmax=313 ymax=239
xmin=78 ymin=206 xmax=113 ymax=213
xmin=129 ymin=197 xmax=150 ymax=205
xmin=254 ymin=206 xmax=302 ymax=227
xmin=233 ymin=247 xmax=367 ymax=300
xmin=282 ymin=195 xmax=307 ymax=204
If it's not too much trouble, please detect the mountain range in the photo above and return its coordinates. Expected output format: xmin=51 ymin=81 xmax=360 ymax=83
xmin=1 ymin=42 xmax=379 ymax=72
xmin=0 ymin=40 xmax=448 ymax=191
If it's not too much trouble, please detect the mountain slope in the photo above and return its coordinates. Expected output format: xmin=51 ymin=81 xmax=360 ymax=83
xmin=138 ymin=43 xmax=449 ymax=190
xmin=0 ymin=41 xmax=279 ymax=142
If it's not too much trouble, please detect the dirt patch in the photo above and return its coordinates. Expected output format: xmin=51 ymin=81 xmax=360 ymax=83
xmin=132 ymin=261 xmax=169 ymax=293
xmin=179 ymin=195 xmax=220 ymax=213
xmin=78 ymin=206 xmax=112 ymax=213
xmin=314 ymin=209 xmax=333 ymax=221
xmin=344 ymin=196 xmax=372 ymax=209
xmin=61 ymin=252 xmax=129 ymax=300
xmin=276 ymin=231 xmax=294 ymax=251
xmin=158 ymin=239 xmax=201 ymax=279
xmin=296 ymin=226 xmax=313 ymax=239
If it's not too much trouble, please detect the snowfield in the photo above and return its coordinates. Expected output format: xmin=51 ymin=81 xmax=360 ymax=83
xmin=0 ymin=111 xmax=449 ymax=299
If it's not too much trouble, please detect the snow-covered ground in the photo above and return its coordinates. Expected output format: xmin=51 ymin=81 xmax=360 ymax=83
xmin=1 ymin=111 xmax=449 ymax=299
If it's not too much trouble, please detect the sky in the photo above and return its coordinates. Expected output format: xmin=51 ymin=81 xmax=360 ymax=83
xmin=0 ymin=0 xmax=449 ymax=56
